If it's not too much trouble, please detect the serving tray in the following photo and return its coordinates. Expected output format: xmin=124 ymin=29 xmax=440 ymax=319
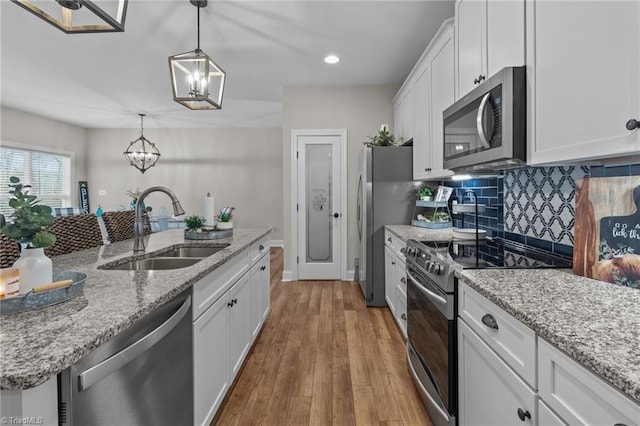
xmin=0 ymin=271 xmax=87 ymax=315
xmin=184 ymin=228 xmax=233 ymax=240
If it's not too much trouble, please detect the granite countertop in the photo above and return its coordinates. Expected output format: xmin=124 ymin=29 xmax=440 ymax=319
xmin=0 ymin=228 xmax=271 ymax=390
xmin=457 ymin=269 xmax=640 ymax=405
xmin=385 ymin=224 xmax=640 ymax=405
xmin=385 ymin=224 xmax=453 ymax=242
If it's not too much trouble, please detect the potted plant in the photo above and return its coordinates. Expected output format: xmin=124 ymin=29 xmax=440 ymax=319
xmin=184 ymin=215 xmax=206 ymax=232
xmin=417 ymin=185 xmax=434 ymax=201
xmin=364 ymin=125 xmax=404 ymax=147
xmin=0 ymin=176 xmax=57 ymax=293
xmin=217 ymin=207 xmax=234 ymax=230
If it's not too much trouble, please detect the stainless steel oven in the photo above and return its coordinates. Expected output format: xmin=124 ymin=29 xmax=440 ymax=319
xmin=407 ymin=263 xmax=457 ymax=426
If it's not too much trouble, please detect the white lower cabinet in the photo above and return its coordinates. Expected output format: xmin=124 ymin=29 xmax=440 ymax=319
xmin=458 ymin=319 xmax=536 ymax=426
xmin=538 ymin=338 xmax=639 ymax=426
xmin=227 ymin=273 xmax=252 ymax=380
xmin=458 ymin=281 xmax=640 ymax=426
xmin=250 ymin=251 xmax=270 ymax=339
xmin=193 ymin=240 xmax=271 ymax=426
xmin=538 ymin=399 xmax=567 ymax=426
xmin=194 ymin=293 xmax=229 ymax=426
xmin=384 ymin=231 xmax=407 ymax=337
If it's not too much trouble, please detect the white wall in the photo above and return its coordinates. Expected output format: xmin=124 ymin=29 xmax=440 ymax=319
xmin=87 ymin=127 xmax=284 ymax=241
xmin=282 ymin=85 xmax=399 ymax=276
xmin=0 ymin=106 xmax=88 ymax=203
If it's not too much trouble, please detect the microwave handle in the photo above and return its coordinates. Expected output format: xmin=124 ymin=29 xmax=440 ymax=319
xmin=476 ymin=92 xmax=493 ymax=149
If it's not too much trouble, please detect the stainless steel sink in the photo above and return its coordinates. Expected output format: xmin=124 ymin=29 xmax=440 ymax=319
xmin=157 ymin=245 xmax=228 ymax=258
xmin=103 ymin=257 xmax=203 ymax=271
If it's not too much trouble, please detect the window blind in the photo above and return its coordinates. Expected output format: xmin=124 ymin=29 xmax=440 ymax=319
xmin=0 ymin=146 xmax=72 ymax=217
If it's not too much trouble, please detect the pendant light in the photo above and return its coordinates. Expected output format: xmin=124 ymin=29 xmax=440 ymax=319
xmin=168 ymin=0 xmax=226 ymax=110
xmin=10 ymin=0 xmax=127 ymax=34
xmin=124 ymin=114 xmax=160 ymax=174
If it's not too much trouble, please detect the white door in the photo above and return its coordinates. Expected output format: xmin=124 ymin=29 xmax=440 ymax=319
xmin=294 ymin=131 xmax=344 ymax=280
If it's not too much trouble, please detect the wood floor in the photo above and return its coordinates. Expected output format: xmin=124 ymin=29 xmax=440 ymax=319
xmin=213 ymin=248 xmax=432 ymax=425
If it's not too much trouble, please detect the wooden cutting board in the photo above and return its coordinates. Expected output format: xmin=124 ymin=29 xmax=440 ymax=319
xmin=574 ymin=176 xmax=640 ymax=288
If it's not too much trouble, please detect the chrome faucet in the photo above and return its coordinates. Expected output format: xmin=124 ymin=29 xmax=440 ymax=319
xmin=133 ymin=186 xmax=185 ymax=252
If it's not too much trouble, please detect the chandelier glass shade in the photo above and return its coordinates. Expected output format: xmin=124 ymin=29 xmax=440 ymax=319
xmin=10 ymin=0 xmax=128 ymax=33
xmin=124 ymin=114 xmax=160 ymax=174
xmin=168 ymin=1 xmax=225 ymax=110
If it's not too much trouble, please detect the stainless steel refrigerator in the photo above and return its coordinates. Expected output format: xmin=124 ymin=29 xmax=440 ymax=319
xmin=357 ymin=146 xmax=416 ymax=306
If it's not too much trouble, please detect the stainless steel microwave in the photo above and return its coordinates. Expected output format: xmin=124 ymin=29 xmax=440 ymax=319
xmin=443 ymin=66 xmax=526 ymax=172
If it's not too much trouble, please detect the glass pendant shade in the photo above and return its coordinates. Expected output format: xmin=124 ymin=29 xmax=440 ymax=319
xmin=124 ymin=115 xmax=160 ymax=174
xmin=10 ymin=0 xmax=127 ymax=33
xmin=169 ymin=49 xmax=225 ymax=110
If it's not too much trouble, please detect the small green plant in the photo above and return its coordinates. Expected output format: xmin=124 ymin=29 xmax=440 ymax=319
xmin=431 ymin=211 xmax=450 ymax=222
xmin=184 ymin=215 xmax=206 ymax=230
xmin=364 ymin=126 xmax=403 ymax=147
xmin=0 ymin=176 xmax=56 ymax=248
xmin=417 ymin=185 xmax=434 ymax=199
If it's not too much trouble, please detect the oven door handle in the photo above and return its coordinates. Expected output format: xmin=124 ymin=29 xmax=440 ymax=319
xmin=406 ymin=270 xmax=447 ymax=307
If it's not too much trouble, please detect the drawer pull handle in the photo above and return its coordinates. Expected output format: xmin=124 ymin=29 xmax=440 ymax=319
xmin=259 ymin=244 xmax=265 ymax=250
xmin=392 ymin=261 xmax=396 ymax=266
xmin=387 ymin=237 xmax=392 ymax=243
xmin=481 ymin=313 xmax=499 ymax=330
xmin=401 ymin=313 xmax=407 ymax=321
xmin=400 ymin=247 xmax=406 ymax=254
xmin=517 ymin=408 xmax=531 ymax=422
xmin=400 ymin=277 xmax=406 ymax=284
xmin=260 ymin=266 xmax=266 ymax=271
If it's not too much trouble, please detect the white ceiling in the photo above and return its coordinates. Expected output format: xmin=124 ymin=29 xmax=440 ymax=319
xmin=1 ymin=0 xmax=454 ymax=129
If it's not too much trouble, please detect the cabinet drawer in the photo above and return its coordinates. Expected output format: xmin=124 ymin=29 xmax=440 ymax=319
xmin=384 ymin=230 xmax=407 ymax=259
xmin=538 ymin=338 xmax=640 ymax=425
xmin=538 ymin=399 xmax=567 ymax=426
xmin=192 ymin=251 xmax=250 ymax=321
xmin=395 ymin=288 xmax=407 ymax=339
xmin=249 ymin=236 xmax=270 ymax=265
xmin=458 ymin=282 xmax=536 ymax=387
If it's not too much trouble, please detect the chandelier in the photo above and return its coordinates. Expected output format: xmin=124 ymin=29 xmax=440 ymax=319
xmin=10 ymin=0 xmax=128 ymax=33
xmin=123 ymin=114 xmax=160 ymax=174
xmin=168 ymin=0 xmax=226 ymax=110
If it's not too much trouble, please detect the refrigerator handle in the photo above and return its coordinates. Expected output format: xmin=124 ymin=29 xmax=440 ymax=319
xmin=357 ymin=174 xmax=363 ymax=240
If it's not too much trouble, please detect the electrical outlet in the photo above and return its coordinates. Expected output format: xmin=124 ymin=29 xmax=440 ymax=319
xmin=98 ymin=189 xmax=107 ymax=196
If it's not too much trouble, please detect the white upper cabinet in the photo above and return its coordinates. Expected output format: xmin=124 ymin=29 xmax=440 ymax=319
xmin=455 ymin=0 xmax=525 ymax=99
xmin=393 ymin=87 xmax=414 ymax=143
xmin=527 ymin=0 xmax=640 ymax=164
xmin=411 ymin=18 xmax=455 ymax=181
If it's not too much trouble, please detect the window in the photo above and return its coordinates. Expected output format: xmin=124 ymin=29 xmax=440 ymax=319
xmin=0 ymin=145 xmax=73 ymax=217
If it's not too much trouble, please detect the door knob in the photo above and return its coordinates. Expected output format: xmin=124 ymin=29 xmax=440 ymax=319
xmin=333 ymin=213 xmax=340 ymax=218
xmin=626 ymin=119 xmax=640 ymax=130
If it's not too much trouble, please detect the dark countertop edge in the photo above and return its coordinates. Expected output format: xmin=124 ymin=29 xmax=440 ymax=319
xmin=0 ymin=228 xmax=271 ymax=391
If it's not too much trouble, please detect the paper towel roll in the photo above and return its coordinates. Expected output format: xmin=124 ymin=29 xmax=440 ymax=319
xmin=203 ymin=195 xmax=216 ymax=228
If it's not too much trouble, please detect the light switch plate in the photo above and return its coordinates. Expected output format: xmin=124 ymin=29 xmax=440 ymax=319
xmin=98 ymin=189 xmax=107 ymax=196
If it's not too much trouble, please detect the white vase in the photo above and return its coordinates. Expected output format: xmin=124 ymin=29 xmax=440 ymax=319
xmin=13 ymin=247 xmax=53 ymax=294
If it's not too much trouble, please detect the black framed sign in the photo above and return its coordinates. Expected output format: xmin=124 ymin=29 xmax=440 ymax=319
xmin=79 ymin=181 xmax=90 ymax=214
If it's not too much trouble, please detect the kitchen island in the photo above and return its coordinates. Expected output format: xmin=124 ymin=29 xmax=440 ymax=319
xmin=0 ymin=228 xmax=270 ymax=424
xmin=385 ymin=224 xmax=640 ymax=411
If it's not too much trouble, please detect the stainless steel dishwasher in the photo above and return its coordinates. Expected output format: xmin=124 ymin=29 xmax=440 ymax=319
xmin=59 ymin=290 xmax=193 ymax=426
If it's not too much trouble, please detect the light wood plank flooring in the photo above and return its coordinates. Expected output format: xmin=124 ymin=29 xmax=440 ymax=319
xmin=213 ymin=248 xmax=432 ymax=425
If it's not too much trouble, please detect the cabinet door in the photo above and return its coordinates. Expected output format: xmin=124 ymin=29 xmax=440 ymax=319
xmin=538 ymin=399 xmax=568 ymax=426
xmin=384 ymin=245 xmax=397 ymax=313
xmin=528 ymin=0 xmax=640 ymax=164
xmin=486 ymin=0 xmax=525 ymax=77
xmin=456 ymin=0 xmax=487 ymax=98
xmin=194 ymin=294 xmax=228 ymax=426
xmin=429 ymin=24 xmax=455 ymax=179
xmin=401 ymin=88 xmax=414 ymax=142
xmin=228 ymin=273 xmax=252 ymax=381
xmin=394 ymin=263 xmax=407 ymax=339
xmin=250 ymin=252 xmax=270 ymax=339
xmin=538 ymin=338 xmax=640 ymax=426
xmin=458 ymin=319 xmax=536 ymax=426
xmin=413 ymin=66 xmax=432 ymax=180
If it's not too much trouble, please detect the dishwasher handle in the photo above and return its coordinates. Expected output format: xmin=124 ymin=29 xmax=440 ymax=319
xmin=78 ymin=295 xmax=191 ymax=391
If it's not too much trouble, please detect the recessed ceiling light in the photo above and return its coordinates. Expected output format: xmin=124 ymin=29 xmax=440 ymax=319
xmin=324 ymin=55 xmax=340 ymax=64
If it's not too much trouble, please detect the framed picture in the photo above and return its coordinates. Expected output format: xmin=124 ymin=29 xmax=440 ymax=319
xmin=435 ymin=185 xmax=453 ymax=203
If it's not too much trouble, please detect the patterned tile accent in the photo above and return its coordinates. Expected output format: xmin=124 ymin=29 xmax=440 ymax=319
xmin=503 ymin=166 xmax=590 ymax=246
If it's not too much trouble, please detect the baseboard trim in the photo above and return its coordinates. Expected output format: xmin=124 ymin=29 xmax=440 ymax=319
xmin=346 ymin=269 xmax=355 ymax=281
xmin=269 ymin=239 xmax=284 ymax=248
xmin=282 ymin=270 xmax=294 ymax=281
